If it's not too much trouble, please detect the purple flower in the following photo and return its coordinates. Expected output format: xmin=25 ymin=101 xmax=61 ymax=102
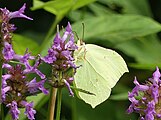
xmin=144 ymin=101 xmax=156 ymax=120
xmin=1 ymin=63 xmax=47 ymax=120
xmin=128 ymin=77 xmax=149 ymax=98
xmin=0 ymin=3 xmax=32 ymax=62
xmin=27 ymin=78 xmax=49 ymax=94
xmin=23 ymin=56 xmax=45 ymax=79
xmin=43 ymin=22 xmax=77 ymax=67
xmin=0 ymin=4 xmax=43 ymax=120
xmin=2 ymin=42 xmax=15 ymax=61
xmin=127 ymin=92 xmax=139 ymax=114
xmin=13 ymin=50 xmax=34 ymax=68
xmin=1 ymin=63 xmax=47 ymax=96
xmin=127 ymin=67 xmax=161 ymax=120
xmin=13 ymin=52 xmax=45 ymax=79
xmin=0 ymin=3 xmax=32 ymax=36
xmin=43 ymin=48 xmax=57 ymax=64
xmin=149 ymin=67 xmax=161 ymax=84
xmin=7 ymin=101 xmax=20 ymax=120
xmin=43 ymin=22 xmax=77 ymax=96
xmin=0 ymin=3 xmax=32 ymax=21
xmin=1 ymin=86 xmax=11 ymax=101
xmin=21 ymin=101 xmax=36 ymax=120
xmin=1 ymin=74 xmax=12 ymax=100
xmin=3 ymin=63 xmax=12 ymax=69
xmin=64 ymin=79 xmax=74 ymax=96
xmin=150 ymin=83 xmax=159 ymax=103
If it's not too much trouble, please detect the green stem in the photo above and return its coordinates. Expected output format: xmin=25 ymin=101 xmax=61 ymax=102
xmin=0 ymin=58 xmax=2 ymax=99
xmin=72 ymin=97 xmax=77 ymax=120
xmin=1 ymin=104 xmax=4 ymax=120
xmin=40 ymin=16 xmax=63 ymax=52
xmin=0 ymin=43 xmax=4 ymax=119
xmin=47 ymin=87 xmax=57 ymax=120
xmin=56 ymin=88 xmax=62 ymax=120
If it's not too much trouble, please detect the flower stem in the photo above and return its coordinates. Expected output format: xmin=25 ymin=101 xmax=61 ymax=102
xmin=72 ymin=97 xmax=77 ymax=120
xmin=0 ymin=104 xmax=4 ymax=120
xmin=0 ymin=58 xmax=2 ymax=99
xmin=56 ymin=88 xmax=62 ymax=120
xmin=47 ymin=87 xmax=57 ymax=120
xmin=0 ymin=51 xmax=4 ymax=120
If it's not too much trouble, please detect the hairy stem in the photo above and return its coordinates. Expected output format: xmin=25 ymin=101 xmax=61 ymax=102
xmin=47 ymin=87 xmax=57 ymax=120
xmin=56 ymin=88 xmax=62 ymax=120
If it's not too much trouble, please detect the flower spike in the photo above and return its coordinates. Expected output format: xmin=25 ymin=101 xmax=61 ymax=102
xmin=127 ymin=67 xmax=161 ymax=120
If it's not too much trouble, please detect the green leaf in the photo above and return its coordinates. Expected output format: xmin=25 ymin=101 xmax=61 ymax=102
xmin=74 ymin=43 xmax=128 ymax=108
xmin=68 ymin=10 xmax=94 ymax=21
xmin=12 ymin=34 xmax=39 ymax=55
xmin=129 ymin=63 xmax=161 ymax=70
xmin=43 ymin=0 xmax=73 ymax=15
xmin=72 ymin=15 xmax=161 ymax=44
xmin=32 ymin=0 xmax=44 ymax=10
xmin=116 ymin=35 xmax=161 ymax=69
xmin=110 ymin=92 xmax=128 ymax=100
xmin=32 ymin=0 xmax=96 ymax=16
xmin=41 ymin=15 xmax=161 ymax=57
xmin=72 ymin=0 xmax=96 ymax=10
xmin=102 ymin=0 xmax=152 ymax=16
xmin=88 ymin=2 xmax=116 ymax=16
xmin=62 ymin=91 xmax=137 ymax=120
xmin=32 ymin=0 xmax=73 ymax=15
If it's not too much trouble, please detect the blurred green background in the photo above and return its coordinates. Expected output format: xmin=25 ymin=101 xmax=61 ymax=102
xmin=1 ymin=0 xmax=161 ymax=120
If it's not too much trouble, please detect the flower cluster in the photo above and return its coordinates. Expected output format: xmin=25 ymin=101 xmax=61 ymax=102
xmin=127 ymin=67 xmax=161 ymax=120
xmin=0 ymin=4 xmax=48 ymax=120
xmin=0 ymin=3 xmax=78 ymax=120
xmin=43 ymin=22 xmax=78 ymax=96
xmin=2 ymin=63 xmax=48 ymax=120
xmin=0 ymin=3 xmax=32 ymax=61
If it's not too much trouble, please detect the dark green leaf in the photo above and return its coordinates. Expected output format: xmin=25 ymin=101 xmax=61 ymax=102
xmin=72 ymin=15 xmax=161 ymax=44
xmin=88 ymin=2 xmax=116 ymax=16
xmin=32 ymin=0 xmax=73 ymax=16
xmin=12 ymin=34 xmax=39 ymax=55
xmin=72 ymin=0 xmax=96 ymax=10
xmin=110 ymin=92 xmax=128 ymax=100
xmin=116 ymin=35 xmax=161 ymax=69
xmin=101 ymin=0 xmax=152 ymax=16
xmin=32 ymin=0 xmax=96 ymax=16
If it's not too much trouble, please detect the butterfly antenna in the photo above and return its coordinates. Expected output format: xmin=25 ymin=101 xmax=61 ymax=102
xmin=73 ymin=31 xmax=79 ymax=40
xmin=62 ymin=26 xmax=65 ymax=32
xmin=81 ymin=23 xmax=85 ymax=44
xmin=57 ymin=25 xmax=59 ymax=33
